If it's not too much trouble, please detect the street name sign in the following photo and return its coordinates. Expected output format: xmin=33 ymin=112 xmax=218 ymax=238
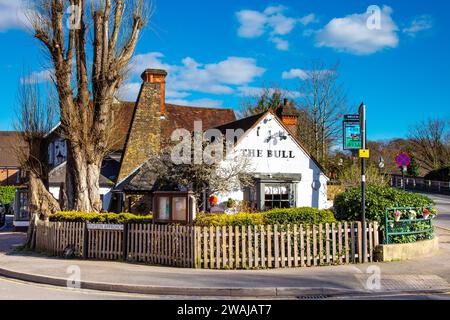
xmin=86 ymin=223 xmax=124 ymax=231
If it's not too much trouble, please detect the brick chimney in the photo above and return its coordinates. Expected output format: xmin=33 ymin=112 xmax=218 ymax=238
xmin=141 ymin=68 xmax=167 ymax=115
xmin=117 ymin=69 xmax=167 ymax=183
xmin=276 ymin=98 xmax=298 ymax=136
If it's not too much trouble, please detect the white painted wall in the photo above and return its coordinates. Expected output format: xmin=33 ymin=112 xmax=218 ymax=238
xmin=49 ymin=186 xmax=112 ymax=211
xmin=217 ymin=113 xmax=329 ymax=209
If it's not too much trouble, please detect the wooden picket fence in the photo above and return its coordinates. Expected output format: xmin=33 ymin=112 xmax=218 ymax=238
xmin=35 ymin=221 xmax=85 ymax=256
xmin=196 ymin=222 xmax=379 ymax=269
xmin=34 ymin=220 xmax=379 ymax=269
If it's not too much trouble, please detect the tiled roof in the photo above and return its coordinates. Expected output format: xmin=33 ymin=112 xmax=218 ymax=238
xmin=109 ymin=102 xmax=236 ymax=151
xmin=0 ymin=131 xmax=27 ymax=167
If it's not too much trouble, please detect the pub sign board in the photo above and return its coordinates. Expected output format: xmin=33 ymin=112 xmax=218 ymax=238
xmin=343 ymin=114 xmax=362 ymax=150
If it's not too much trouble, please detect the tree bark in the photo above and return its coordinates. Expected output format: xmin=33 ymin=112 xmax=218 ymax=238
xmin=26 ymin=172 xmax=60 ymax=249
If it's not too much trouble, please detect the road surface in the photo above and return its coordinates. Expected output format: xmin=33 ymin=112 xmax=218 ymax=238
xmin=424 ymin=193 xmax=450 ymax=230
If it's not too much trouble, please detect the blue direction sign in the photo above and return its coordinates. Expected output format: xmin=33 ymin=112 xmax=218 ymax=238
xmin=395 ymin=152 xmax=411 ymax=167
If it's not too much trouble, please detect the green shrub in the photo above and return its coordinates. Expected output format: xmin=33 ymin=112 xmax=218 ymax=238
xmin=263 ymin=207 xmax=336 ymax=225
xmin=334 ymin=185 xmax=434 ymax=223
xmin=195 ymin=212 xmax=264 ymax=227
xmin=0 ymin=186 xmax=16 ymax=206
xmin=194 ymin=207 xmax=336 ymax=227
xmin=49 ymin=211 xmax=153 ymax=224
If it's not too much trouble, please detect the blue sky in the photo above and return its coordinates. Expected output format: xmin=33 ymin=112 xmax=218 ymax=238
xmin=0 ymin=0 xmax=449 ymax=141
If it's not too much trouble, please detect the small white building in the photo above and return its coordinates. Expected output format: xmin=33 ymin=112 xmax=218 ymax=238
xmin=215 ymin=110 xmax=329 ymax=211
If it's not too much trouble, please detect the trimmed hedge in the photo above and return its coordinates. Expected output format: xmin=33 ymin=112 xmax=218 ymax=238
xmin=334 ymin=185 xmax=434 ymax=223
xmin=194 ymin=207 xmax=337 ymax=227
xmin=49 ymin=211 xmax=153 ymax=224
xmin=0 ymin=186 xmax=16 ymax=206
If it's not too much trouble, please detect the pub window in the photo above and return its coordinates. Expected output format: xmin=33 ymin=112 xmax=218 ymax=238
xmin=264 ymin=183 xmax=293 ymax=210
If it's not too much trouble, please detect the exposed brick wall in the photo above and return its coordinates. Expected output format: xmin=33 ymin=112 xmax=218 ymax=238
xmin=117 ymin=82 xmax=162 ymax=183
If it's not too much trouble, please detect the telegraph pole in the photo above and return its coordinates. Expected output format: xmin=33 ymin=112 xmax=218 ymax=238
xmin=359 ymin=103 xmax=367 ymax=263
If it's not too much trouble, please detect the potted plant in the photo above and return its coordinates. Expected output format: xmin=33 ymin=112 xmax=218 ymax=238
xmin=430 ymin=208 xmax=438 ymax=219
xmin=225 ymin=198 xmax=237 ymax=209
xmin=393 ymin=211 xmax=402 ymax=222
xmin=408 ymin=210 xmax=417 ymax=220
xmin=422 ymin=208 xmax=430 ymax=220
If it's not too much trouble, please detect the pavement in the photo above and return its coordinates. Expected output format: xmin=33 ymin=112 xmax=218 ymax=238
xmin=1 ymin=196 xmax=450 ymax=299
xmin=1 ymin=228 xmax=450 ymax=298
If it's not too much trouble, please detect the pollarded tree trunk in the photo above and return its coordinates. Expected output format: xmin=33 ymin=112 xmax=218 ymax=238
xmin=29 ymin=0 xmax=149 ymax=212
xmin=65 ymin=142 xmax=103 ymax=212
xmin=26 ymin=172 xmax=61 ymax=249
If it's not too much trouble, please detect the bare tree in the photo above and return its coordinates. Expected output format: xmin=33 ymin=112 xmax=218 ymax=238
xmin=408 ymin=118 xmax=450 ymax=172
xmin=143 ymin=146 xmax=254 ymax=211
xmin=238 ymin=86 xmax=287 ymax=118
xmin=297 ymin=60 xmax=347 ymax=166
xmin=26 ymin=0 xmax=152 ymax=212
xmin=14 ymin=80 xmax=60 ymax=248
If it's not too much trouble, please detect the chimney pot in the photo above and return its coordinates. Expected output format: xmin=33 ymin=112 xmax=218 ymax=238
xmin=141 ymin=69 xmax=168 ymax=83
xmin=283 ymin=98 xmax=289 ymax=106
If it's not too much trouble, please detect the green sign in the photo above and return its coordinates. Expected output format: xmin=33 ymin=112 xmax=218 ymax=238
xmin=343 ymin=115 xmax=362 ymax=150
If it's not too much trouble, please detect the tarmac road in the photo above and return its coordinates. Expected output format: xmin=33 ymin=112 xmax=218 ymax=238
xmin=424 ymin=193 xmax=450 ymax=230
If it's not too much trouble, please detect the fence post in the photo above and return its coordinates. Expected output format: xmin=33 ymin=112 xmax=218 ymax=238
xmin=193 ymin=227 xmax=201 ymax=269
xmin=123 ymin=222 xmax=128 ymax=261
xmin=83 ymin=222 xmax=88 ymax=259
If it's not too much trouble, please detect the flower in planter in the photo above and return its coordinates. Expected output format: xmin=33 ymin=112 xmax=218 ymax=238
xmin=393 ymin=211 xmax=402 ymax=222
xmin=408 ymin=210 xmax=417 ymax=220
xmin=430 ymin=208 xmax=438 ymax=219
xmin=422 ymin=209 xmax=430 ymax=219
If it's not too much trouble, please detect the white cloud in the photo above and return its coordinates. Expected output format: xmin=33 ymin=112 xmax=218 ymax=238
xmin=403 ymin=15 xmax=433 ymax=36
xmin=269 ymin=37 xmax=289 ymax=51
xmin=120 ymin=52 xmax=266 ymax=102
xmin=282 ymin=69 xmax=309 ymax=80
xmin=116 ymin=82 xmax=141 ymax=101
xmin=0 ymin=0 xmax=30 ymax=32
xmin=166 ymin=98 xmax=224 ymax=108
xmin=237 ymin=86 xmax=303 ymax=99
xmin=236 ymin=5 xmax=314 ymax=50
xmin=299 ymin=13 xmax=319 ymax=26
xmin=315 ymin=5 xmax=399 ymax=55
xmin=282 ymin=68 xmax=334 ymax=81
xmin=236 ymin=10 xmax=267 ymax=38
xmin=267 ymin=13 xmax=297 ymax=36
xmin=21 ymin=69 xmax=54 ymax=84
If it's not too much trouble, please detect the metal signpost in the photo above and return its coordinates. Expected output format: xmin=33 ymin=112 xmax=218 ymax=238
xmin=359 ymin=103 xmax=368 ymax=263
xmin=342 ymin=105 xmax=369 ymax=263
xmin=395 ymin=152 xmax=411 ymax=190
